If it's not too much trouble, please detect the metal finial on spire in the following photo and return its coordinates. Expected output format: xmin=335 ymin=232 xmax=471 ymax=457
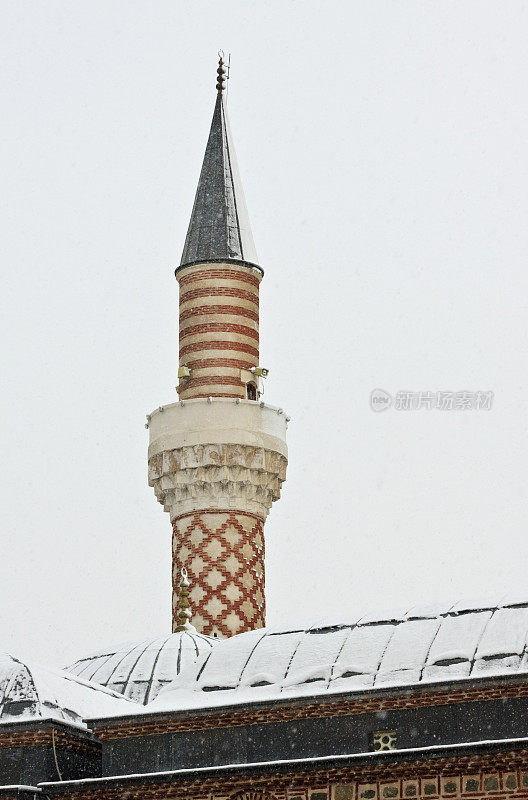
xmin=175 ymin=566 xmax=194 ymax=631
xmin=216 ymin=51 xmax=228 ymax=94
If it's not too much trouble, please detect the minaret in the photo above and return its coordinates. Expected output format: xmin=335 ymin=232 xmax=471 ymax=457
xmin=147 ymin=58 xmax=288 ymax=638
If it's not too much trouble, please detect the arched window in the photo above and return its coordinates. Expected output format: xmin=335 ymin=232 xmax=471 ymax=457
xmin=246 ymin=382 xmax=257 ymax=401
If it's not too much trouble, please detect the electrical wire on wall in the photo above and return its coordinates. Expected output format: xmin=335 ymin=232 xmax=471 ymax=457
xmin=51 ymin=726 xmax=63 ymax=781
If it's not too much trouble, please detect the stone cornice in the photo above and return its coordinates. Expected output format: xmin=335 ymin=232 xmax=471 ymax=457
xmin=149 ymin=443 xmax=287 ymax=520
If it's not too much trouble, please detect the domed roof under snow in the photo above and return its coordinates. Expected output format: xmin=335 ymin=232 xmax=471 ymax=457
xmin=65 ymin=630 xmax=216 ymax=705
xmin=0 ymin=653 xmax=134 ymax=726
xmin=149 ymin=597 xmax=528 ymax=712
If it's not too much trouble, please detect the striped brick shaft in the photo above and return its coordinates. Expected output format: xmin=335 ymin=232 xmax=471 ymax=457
xmin=177 ymin=262 xmax=261 ymax=399
xmin=172 ymin=510 xmax=265 ymax=637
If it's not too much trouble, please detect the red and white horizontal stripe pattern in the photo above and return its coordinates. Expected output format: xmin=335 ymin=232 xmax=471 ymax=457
xmin=177 ymin=262 xmax=261 ymax=399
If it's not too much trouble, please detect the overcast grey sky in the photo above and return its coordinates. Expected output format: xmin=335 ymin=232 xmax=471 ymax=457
xmin=1 ymin=1 xmax=527 ymax=667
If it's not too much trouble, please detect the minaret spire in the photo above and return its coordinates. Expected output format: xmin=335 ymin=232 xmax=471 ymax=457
xmin=147 ymin=58 xmax=288 ymax=638
xmin=178 ymin=55 xmax=259 ymax=273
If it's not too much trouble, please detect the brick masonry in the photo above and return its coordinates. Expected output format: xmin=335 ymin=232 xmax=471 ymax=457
xmin=0 ymin=721 xmax=101 ymax=785
xmin=180 ymin=304 xmax=259 ymax=323
xmin=176 ymin=262 xmax=262 ymax=399
xmin=172 ymin=510 xmax=265 ymax=637
xmin=0 ymin=724 xmax=99 ymax=754
xmin=179 ymin=322 xmax=259 ymax=342
xmin=180 ymin=341 xmax=259 ymax=359
xmin=148 ymin=250 xmax=286 ymax=638
xmin=93 ymin=678 xmax=528 ymax=740
xmin=40 ymin=747 xmax=528 ymax=799
xmin=178 ymin=269 xmax=261 ymax=289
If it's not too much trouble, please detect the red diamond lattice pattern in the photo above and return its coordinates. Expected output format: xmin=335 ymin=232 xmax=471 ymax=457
xmin=172 ymin=510 xmax=265 ymax=637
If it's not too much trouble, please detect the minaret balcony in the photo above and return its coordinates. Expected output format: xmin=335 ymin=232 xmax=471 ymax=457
xmin=147 ymin=397 xmax=288 ymax=520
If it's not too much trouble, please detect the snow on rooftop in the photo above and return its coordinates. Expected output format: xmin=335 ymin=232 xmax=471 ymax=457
xmin=139 ymin=596 xmax=528 ymax=715
xmin=65 ymin=631 xmax=216 ymax=705
xmin=0 ymin=653 xmax=135 ymax=728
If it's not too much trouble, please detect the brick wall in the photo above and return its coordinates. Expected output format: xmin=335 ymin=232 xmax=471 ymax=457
xmin=177 ymin=263 xmax=261 ymax=400
xmin=0 ymin=724 xmax=98 ymax=754
xmin=93 ymin=677 xmax=528 ymax=740
xmin=172 ymin=509 xmax=265 ymax=636
xmin=41 ymin=747 xmax=528 ymax=800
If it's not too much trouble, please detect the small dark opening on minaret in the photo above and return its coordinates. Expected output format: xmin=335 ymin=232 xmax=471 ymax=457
xmin=246 ymin=382 xmax=257 ymax=401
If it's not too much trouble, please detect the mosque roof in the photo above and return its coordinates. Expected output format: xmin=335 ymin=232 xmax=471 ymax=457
xmin=65 ymin=630 xmax=216 ymax=705
xmin=0 ymin=653 xmax=134 ymax=727
xmin=144 ymin=597 xmax=528 ymax=713
xmin=178 ymin=85 xmax=260 ymax=272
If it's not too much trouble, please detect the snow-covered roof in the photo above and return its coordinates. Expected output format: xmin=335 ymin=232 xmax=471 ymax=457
xmin=0 ymin=653 xmax=135 ymax=727
xmin=65 ymin=631 xmax=216 ymax=705
xmin=145 ymin=597 xmax=528 ymax=713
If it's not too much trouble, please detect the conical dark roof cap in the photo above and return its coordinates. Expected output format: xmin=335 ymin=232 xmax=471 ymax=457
xmin=178 ymin=93 xmax=260 ymax=274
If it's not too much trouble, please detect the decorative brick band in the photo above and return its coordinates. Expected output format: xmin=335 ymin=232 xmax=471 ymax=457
xmin=180 ymin=377 xmax=246 ymax=400
xmin=180 ymin=376 xmax=244 ymax=389
xmin=95 ymin=678 xmax=528 ymax=740
xmin=180 ymin=340 xmax=259 ymax=359
xmin=180 ymin=304 xmax=259 ymax=323
xmin=178 ymin=380 xmax=245 ymax=399
xmin=42 ymin=747 xmax=528 ymax=797
xmin=175 ymin=508 xmax=265 ymax=523
xmin=0 ymin=725 xmax=99 ymax=755
xmin=172 ymin=510 xmax=265 ymax=637
xmin=179 ymin=322 xmax=259 ymax=342
xmin=180 ymin=287 xmax=259 ymax=305
xmin=0 ymin=728 xmax=52 ymax=748
xmin=187 ymin=357 xmax=256 ymax=371
xmin=179 ymin=269 xmax=261 ymax=288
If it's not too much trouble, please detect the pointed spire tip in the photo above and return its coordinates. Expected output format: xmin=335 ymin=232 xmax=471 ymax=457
xmin=177 ymin=56 xmax=261 ymax=274
xmin=216 ymin=51 xmax=227 ymax=94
